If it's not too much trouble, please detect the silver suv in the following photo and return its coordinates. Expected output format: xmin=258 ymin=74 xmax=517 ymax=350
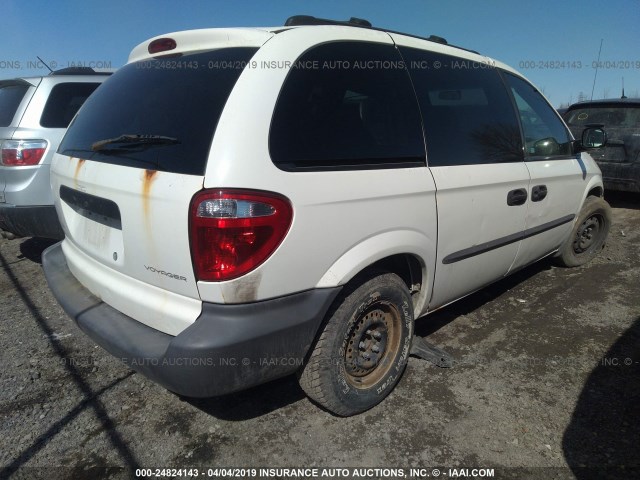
xmin=0 ymin=68 xmax=111 ymax=239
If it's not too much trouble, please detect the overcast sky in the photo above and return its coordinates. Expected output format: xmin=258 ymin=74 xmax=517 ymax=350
xmin=1 ymin=0 xmax=639 ymax=107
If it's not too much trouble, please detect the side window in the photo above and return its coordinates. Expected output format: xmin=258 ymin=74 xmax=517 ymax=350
xmin=503 ymin=73 xmax=572 ymax=158
xmin=40 ymin=82 xmax=101 ymax=128
xmin=269 ymin=42 xmax=425 ymax=170
xmin=400 ymin=47 xmax=523 ymax=166
xmin=0 ymin=84 xmax=29 ymax=127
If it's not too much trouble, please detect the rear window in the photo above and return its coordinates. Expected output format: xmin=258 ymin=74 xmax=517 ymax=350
xmin=40 ymin=82 xmax=102 ymax=128
xmin=0 ymin=84 xmax=29 ymax=127
xmin=564 ymin=105 xmax=640 ymax=128
xmin=58 ymin=48 xmax=258 ymax=175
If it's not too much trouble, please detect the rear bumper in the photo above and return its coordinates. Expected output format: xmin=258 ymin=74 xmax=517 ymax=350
xmin=42 ymin=242 xmax=341 ymax=397
xmin=0 ymin=204 xmax=64 ymax=239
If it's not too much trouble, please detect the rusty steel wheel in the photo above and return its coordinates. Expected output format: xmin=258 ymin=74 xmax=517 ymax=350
xmin=298 ymin=272 xmax=414 ymax=416
xmin=343 ymin=301 xmax=402 ymax=389
xmin=555 ymin=196 xmax=612 ymax=268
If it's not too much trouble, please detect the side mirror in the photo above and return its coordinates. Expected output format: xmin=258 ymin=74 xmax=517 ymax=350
xmin=581 ymin=126 xmax=607 ymax=149
xmin=533 ymin=137 xmax=560 ymax=156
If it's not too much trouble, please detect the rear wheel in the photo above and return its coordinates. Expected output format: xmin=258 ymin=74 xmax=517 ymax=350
xmin=298 ymin=272 xmax=413 ymax=416
xmin=555 ymin=196 xmax=612 ymax=267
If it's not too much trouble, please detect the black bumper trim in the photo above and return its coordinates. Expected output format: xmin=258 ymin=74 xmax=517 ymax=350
xmin=42 ymin=242 xmax=341 ymax=397
xmin=0 ymin=204 xmax=64 ymax=239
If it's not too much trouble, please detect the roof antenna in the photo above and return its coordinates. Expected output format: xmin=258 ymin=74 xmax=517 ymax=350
xmin=36 ymin=56 xmax=54 ymax=74
xmin=590 ymin=39 xmax=603 ymax=101
xmin=621 ymin=77 xmax=627 ymax=99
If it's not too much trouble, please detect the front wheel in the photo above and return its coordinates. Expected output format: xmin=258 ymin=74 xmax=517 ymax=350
xmin=555 ymin=196 xmax=612 ymax=267
xmin=298 ymin=272 xmax=414 ymax=416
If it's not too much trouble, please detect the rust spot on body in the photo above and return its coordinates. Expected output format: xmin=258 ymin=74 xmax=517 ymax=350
xmin=142 ymin=169 xmax=159 ymax=218
xmin=74 ymin=159 xmax=86 ymax=180
xmin=233 ymin=271 xmax=262 ymax=302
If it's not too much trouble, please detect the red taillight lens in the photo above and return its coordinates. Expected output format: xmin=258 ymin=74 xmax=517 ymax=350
xmin=148 ymin=38 xmax=177 ymax=54
xmin=1 ymin=140 xmax=48 ymax=166
xmin=190 ymin=189 xmax=293 ymax=282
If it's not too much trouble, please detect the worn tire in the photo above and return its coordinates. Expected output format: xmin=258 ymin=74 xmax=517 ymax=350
xmin=554 ymin=196 xmax=612 ymax=267
xmin=298 ymin=272 xmax=414 ymax=416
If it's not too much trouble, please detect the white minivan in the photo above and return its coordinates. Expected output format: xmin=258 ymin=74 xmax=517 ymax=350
xmin=43 ymin=16 xmax=611 ymax=416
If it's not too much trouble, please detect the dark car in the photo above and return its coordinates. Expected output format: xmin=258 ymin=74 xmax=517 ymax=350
xmin=563 ymin=98 xmax=640 ymax=193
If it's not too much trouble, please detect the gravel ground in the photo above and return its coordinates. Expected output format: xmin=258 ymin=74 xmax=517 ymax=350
xmin=0 ymin=193 xmax=638 ymax=480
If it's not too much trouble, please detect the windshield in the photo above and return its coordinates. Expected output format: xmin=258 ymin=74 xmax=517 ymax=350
xmin=564 ymin=105 xmax=640 ymax=128
xmin=58 ymin=47 xmax=258 ymax=175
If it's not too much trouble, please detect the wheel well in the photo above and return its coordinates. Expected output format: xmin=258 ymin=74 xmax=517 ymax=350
xmin=361 ymin=254 xmax=423 ymax=294
xmin=588 ymin=186 xmax=603 ymax=197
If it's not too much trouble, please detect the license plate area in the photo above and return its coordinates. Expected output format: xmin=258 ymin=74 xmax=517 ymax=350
xmin=60 ymin=185 xmax=121 ymax=229
xmin=59 ymin=185 xmax=124 ymax=266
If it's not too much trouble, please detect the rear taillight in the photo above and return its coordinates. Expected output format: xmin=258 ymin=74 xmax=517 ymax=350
xmin=189 ymin=189 xmax=293 ymax=282
xmin=1 ymin=140 xmax=48 ymax=166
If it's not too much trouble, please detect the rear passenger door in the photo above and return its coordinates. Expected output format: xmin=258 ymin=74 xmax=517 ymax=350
xmin=503 ymin=73 xmax=584 ymax=270
xmin=400 ymin=46 xmax=530 ymax=309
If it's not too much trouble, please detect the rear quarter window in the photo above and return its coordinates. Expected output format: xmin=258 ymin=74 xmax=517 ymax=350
xmin=0 ymin=84 xmax=29 ymax=127
xmin=269 ymin=41 xmax=426 ymax=171
xmin=40 ymin=82 xmax=102 ymax=128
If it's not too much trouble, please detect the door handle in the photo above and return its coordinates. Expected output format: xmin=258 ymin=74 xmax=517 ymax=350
xmin=507 ymin=188 xmax=528 ymax=206
xmin=531 ymin=185 xmax=548 ymax=202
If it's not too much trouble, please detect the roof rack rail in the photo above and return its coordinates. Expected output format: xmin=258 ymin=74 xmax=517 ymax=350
xmin=49 ymin=67 xmax=111 ymax=76
xmin=285 ymin=15 xmax=372 ymax=28
xmin=283 ymin=15 xmax=479 ymax=54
